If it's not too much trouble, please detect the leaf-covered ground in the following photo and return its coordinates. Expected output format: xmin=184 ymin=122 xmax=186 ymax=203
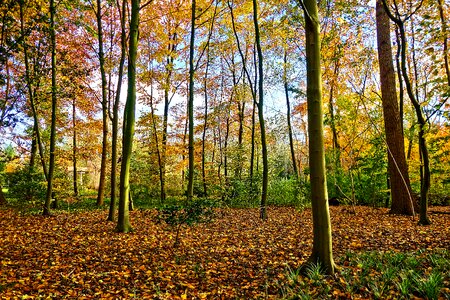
xmin=1 ymin=206 xmax=449 ymax=299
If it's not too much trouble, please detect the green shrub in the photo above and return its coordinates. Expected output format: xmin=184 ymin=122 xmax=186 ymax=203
xmin=7 ymin=167 xmax=46 ymax=203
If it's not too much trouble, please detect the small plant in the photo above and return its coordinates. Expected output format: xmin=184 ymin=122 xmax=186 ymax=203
xmin=396 ymin=274 xmax=412 ymax=298
xmin=304 ymin=261 xmax=323 ymax=282
xmin=156 ymin=199 xmax=214 ymax=247
xmin=414 ymin=271 xmax=444 ymax=300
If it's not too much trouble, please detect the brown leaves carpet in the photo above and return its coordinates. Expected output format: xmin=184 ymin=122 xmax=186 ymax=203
xmin=1 ymin=206 xmax=449 ymax=299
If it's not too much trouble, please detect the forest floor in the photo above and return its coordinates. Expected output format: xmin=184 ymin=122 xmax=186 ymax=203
xmin=0 ymin=205 xmax=449 ymax=299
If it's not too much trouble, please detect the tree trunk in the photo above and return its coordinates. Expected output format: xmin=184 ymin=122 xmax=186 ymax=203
xmin=20 ymin=2 xmax=48 ymax=181
xmin=438 ymin=0 xmax=450 ymax=87
xmin=253 ymin=0 xmax=268 ymax=220
xmin=381 ymin=0 xmax=430 ymax=225
xmin=108 ymin=0 xmax=126 ymax=222
xmin=72 ymin=98 xmax=78 ymax=197
xmin=187 ymin=0 xmax=196 ymax=202
xmin=283 ymin=49 xmax=298 ymax=178
xmin=117 ymin=0 xmax=140 ymax=233
xmin=0 ymin=185 xmax=7 ymax=206
xmin=96 ymin=0 xmax=108 ymax=207
xmin=201 ymin=46 xmax=210 ymax=197
xmin=376 ymin=0 xmax=415 ymax=216
xmin=301 ymin=0 xmax=335 ymax=275
xmin=43 ymin=0 xmax=57 ymax=216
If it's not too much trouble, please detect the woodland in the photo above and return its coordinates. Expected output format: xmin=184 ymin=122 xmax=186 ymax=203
xmin=0 ymin=0 xmax=449 ymax=298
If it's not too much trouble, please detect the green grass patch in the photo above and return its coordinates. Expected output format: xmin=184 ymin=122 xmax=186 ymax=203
xmin=280 ymin=249 xmax=450 ymax=300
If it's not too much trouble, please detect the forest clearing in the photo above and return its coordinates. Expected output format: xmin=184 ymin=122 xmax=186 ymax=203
xmin=1 ymin=204 xmax=449 ymax=299
xmin=1 ymin=0 xmax=450 ymax=298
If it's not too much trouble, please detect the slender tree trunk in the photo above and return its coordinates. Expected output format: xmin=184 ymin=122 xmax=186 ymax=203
xmin=252 ymin=0 xmax=268 ymax=220
xmin=301 ymin=0 xmax=335 ymax=275
xmin=187 ymin=0 xmax=196 ymax=202
xmin=381 ymin=0 xmax=430 ymax=225
xmin=395 ymin=27 xmax=404 ymax=134
xmin=43 ymin=0 xmax=57 ymax=216
xmin=108 ymin=0 xmax=126 ymax=222
xmin=376 ymin=0 xmax=415 ymax=215
xmin=96 ymin=0 xmax=108 ymax=207
xmin=20 ymin=2 xmax=48 ymax=181
xmin=117 ymin=0 xmax=140 ymax=233
xmin=30 ymin=125 xmax=37 ymax=169
xmin=72 ymin=98 xmax=78 ymax=197
xmin=0 ymin=183 xmax=6 ymax=206
xmin=283 ymin=49 xmax=298 ymax=178
xmin=438 ymin=0 xmax=450 ymax=87
xmin=201 ymin=46 xmax=210 ymax=197
xmin=250 ymin=101 xmax=256 ymax=182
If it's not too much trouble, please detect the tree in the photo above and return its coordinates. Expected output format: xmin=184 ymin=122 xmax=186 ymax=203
xmin=187 ymin=0 xmax=196 ymax=201
xmin=94 ymin=0 xmax=109 ymax=207
xmin=375 ymin=0 xmax=415 ymax=215
xmin=108 ymin=0 xmax=127 ymax=222
xmin=283 ymin=49 xmax=298 ymax=178
xmin=299 ymin=0 xmax=335 ymax=275
xmin=117 ymin=0 xmax=140 ymax=233
xmin=381 ymin=0 xmax=431 ymax=225
xmin=252 ymin=0 xmax=268 ymax=220
xmin=43 ymin=0 xmax=57 ymax=216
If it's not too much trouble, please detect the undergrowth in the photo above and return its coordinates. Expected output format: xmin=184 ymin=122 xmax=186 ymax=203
xmin=280 ymin=249 xmax=450 ymax=299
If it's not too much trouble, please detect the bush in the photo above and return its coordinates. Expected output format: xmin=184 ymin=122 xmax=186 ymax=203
xmin=7 ymin=167 xmax=46 ymax=203
xmin=268 ymin=177 xmax=310 ymax=207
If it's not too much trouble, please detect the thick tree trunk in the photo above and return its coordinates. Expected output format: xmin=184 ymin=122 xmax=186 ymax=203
xmin=381 ymin=0 xmax=430 ymax=225
xmin=43 ymin=0 xmax=57 ymax=216
xmin=187 ymin=0 xmax=196 ymax=202
xmin=302 ymin=0 xmax=335 ymax=275
xmin=117 ymin=0 xmax=140 ymax=233
xmin=96 ymin=0 xmax=108 ymax=207
xmin=376 ymin=0 xmax=415 ymax=216
xmin=252 ymin=0 xmax=268 ymax=220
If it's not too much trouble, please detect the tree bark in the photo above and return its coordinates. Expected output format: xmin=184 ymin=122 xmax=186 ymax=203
xmin=20 ymin=1 xmax=48 ymax=181
xmin=201 ymin=45 xmax=210 ymax=197
xmin=108 ymin=0 xmax=126 ymax=222
xmin=72 ymin=98 xmax=78 ymax=197
xmin=96 ymin=0 xmax=108 ymax=207
xmin=43 ymin=0 xmax=57 ymax=216
xmin=381 ymin=0 xmax=430 ymax=225
xmin=301 ymin=0 xmax=335 ymax=275
xmin=187 ymin=0 xmax=196 ymax=202
xmin=252 ymin=0 xmax=268 ymax=220
xmin=283 ymin=49 xmax=298 ymax=178
xmin=0 ymin=185 xmax=7 ymax=206
xmin=376 ymin=0 xmax=415 ymax=215
xmin=117 ymin=0 xmax=140 ymax=233
xmin=438 ymin=0 xmax=450 ymax=87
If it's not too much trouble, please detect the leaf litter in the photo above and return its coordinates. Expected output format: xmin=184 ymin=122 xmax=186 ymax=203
xmin=0 ymin=206 xmax=448 ymax=298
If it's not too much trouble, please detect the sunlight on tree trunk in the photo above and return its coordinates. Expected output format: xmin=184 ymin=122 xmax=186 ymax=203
xmin=108 ymin=0 xmax=127 ymax=222
xmin=301 ymin=0 xmax=335 ymax=275
xmin=117 ymin=0 xmax=140 ymax=233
